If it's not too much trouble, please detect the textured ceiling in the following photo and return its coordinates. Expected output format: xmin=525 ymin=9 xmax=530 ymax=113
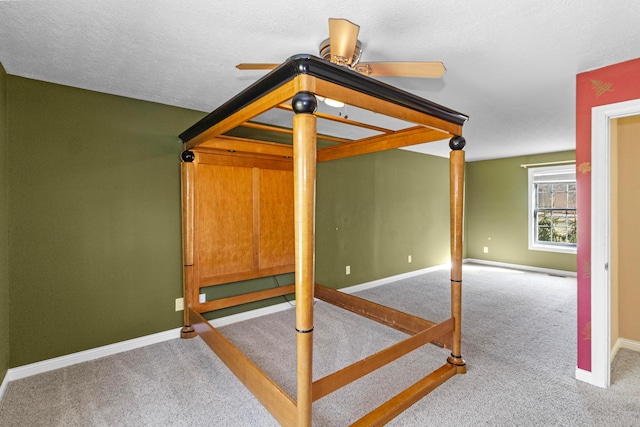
xmin=1 ymin=0 xmax=639 ymax=161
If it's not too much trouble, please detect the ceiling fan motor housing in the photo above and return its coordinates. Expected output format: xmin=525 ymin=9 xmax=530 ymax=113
xmin=319 ymin=38 xmax=362 ymax=67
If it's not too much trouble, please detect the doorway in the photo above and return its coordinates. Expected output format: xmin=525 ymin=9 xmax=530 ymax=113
xmin=591 ymin=99 xmax=640 ymax=388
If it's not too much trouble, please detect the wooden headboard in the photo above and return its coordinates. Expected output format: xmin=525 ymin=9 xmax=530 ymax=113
xmin=192 ymin=152 xmax=294 ymax=287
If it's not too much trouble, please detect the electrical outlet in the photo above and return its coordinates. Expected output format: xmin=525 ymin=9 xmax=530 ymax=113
xmin=199 ymin=293 xmax=206 ymax=303
xmin=408 ymin=255 xmax=412 ymax=263
xmin=175 ymin=297 xmax=184 ymax=311
xmin=483 ymin=247 xmax=489 ymax=253
xmin=346 ymin=265 xmax=351 ymax=275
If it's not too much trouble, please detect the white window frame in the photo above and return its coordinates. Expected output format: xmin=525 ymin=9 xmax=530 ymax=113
xmin=527 ymin=164 xmax=577 ymax=254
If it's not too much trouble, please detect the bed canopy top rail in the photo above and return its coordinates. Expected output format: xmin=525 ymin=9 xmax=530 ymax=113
xmin=179 ymin=54 xmax=468 ymax=153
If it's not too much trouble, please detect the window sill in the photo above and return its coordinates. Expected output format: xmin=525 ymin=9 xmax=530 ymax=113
xmin=528 ymin=243 xmax=577 ymax=255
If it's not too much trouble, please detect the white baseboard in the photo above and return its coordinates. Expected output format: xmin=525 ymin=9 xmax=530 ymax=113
xmin=0 ymin=260 xmax=565 ymax=401
xmin=1 ymin=327 xmax=184 ymax=400
xmin=339 ymin=264 xmax=449 ymax=295
xmin=0 ymin=265 xmax=450 ymax=400
xmin=464 ymin=258 xmax=577 ymax=277
xmin=611 ymin=337 xmax=640 ymax=362
xmin=6 ymin=327 xmax=185 ymax=382
xmin=0 ymin=373 xmax=8 ymax=402
xmin=575 ymin=367 xmax=596 ymax=384
xmin=574 ymin=337 xmax=640 ymax=390
xmin=0 ymin=300 xmax=297 ymax=399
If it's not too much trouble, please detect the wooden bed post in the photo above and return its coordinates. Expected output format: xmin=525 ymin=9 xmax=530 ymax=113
xmin=447 ymin=136 xmax=466 ymax=372
xmin=180 ymin=150 xmax=197 ymax=339
xmin=292 ymin=91 xmax=318 ymax=427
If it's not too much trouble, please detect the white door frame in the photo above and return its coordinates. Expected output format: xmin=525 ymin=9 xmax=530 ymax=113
xmin=590 ymin=98 xmax=640 ymax=388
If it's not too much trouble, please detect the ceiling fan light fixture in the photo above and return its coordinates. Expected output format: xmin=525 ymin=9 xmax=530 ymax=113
xmin=323 ymin=98 xmax=345 ymax=108
xmin=312 ymin=94 xmax=344 ymax=108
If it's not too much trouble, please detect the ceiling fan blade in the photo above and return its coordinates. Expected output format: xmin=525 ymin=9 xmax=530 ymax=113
xmin=328 ymin=18 xmax=360 ymax=65
xmin=236 ymin=63 xmax=280 ymax=70
xmin=359 ymin=61 xmax=446 ymax=78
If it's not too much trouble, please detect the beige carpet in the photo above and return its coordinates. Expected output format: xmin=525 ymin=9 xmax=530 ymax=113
xmin=1 ymin=264 xmax=638 ymax=426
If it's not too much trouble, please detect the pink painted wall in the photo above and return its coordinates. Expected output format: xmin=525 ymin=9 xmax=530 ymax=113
xmin=576 ymin=57 xmax=640 ymax=371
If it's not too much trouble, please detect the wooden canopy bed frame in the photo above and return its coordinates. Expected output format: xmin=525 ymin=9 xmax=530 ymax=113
xmin=178 ymin=54 xmax=469 ymax=426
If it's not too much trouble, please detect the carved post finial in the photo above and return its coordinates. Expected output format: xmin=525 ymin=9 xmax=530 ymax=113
xmin=449 ymin=136 xmax=466 ymax=150
xmin=292 ymin=91 xmax=318 ymax=115
xmin=181 ymin=150 xmax=195 ymax=162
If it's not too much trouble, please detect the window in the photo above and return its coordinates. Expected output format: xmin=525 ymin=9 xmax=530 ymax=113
xmin=528 ymin=165 xmax=577 ymax=254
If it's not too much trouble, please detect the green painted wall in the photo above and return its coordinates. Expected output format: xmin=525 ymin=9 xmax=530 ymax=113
xmin=466 ymin=151 xmax=577 ymax=272
xmin=7 ymin=76 xmax=205 ymax=367
xmin=316 ymin=149 xmax=451 ymax=288
xmin=2 ymin=73 xmax=574 ymax=369
xmin=0 ymin=63 xmax=9 ymax=383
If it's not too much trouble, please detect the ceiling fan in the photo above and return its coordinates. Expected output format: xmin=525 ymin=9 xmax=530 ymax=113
xmin=236 ymin=18 xmax=446 ymax=79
